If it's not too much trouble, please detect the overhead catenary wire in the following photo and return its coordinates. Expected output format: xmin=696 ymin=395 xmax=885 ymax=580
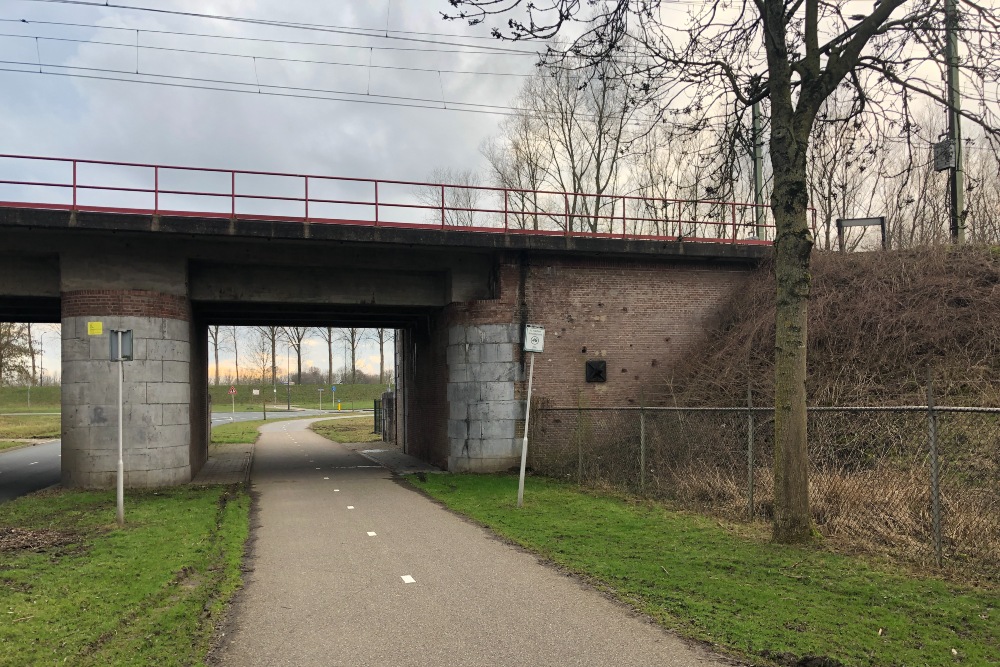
xmin=2 ymin=18 xmax=540 ymax=57
xmin=0 ymin=31 xmax=537 ymax=77
xmin=20 ymin=0 xmax=542 ymax=54
xmin=0 ymin=63 xmax=587 ymax=120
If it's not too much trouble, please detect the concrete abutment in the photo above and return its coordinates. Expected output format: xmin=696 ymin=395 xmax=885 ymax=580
xmin=59 ymin=252 xmax=205 ymax=488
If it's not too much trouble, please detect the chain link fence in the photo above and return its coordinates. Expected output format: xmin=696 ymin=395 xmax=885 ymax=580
xmin=530 ymin=403 xmax=999 ymax=578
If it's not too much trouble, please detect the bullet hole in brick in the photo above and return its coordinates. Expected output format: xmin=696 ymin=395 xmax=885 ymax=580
xmin=651 ymin=359 xmax=659 ymax=367
xmin=634 ymin=375 xmax=639 ymax=380
xmin=561 ymin=328 xmax=566 ymax=333
xmin=597 ymin=302 xmax=604 ymax=308
xmin=581 ymin=346 xmax=587 ymax=353
xmin=621 ymin=368 xmax=628 ymax=373
xmin=622 ymin=307 xmax=628 ymax=313
xmin=664 ymin=336 xmax=671 ymax=342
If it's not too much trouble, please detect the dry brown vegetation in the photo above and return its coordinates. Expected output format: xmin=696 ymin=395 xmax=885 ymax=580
xmin=665 ymin=245 xmax=1000 ymax=406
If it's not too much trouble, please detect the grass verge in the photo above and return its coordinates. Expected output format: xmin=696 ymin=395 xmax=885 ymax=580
xmin=208 ymin=383 xmax=388 ymax=412
xmin=412 ymin=474 xmax=999 ymax=667
xmin=0 ymin=386 xmax=60 ymax=413
xmin=310 ymin=417 xmax=380 ymax=444
xmin=0 ymin=485 xmax=249 ymax=666
xmin=210 ymin=415 xmax=346 ymax=444
xmin=0 ymin=441 xmax=28 ymax=452
xmin=0 ymin=414 xmax=61 ymax=439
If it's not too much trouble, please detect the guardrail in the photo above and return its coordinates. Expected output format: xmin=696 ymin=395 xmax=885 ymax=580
xmin=0 ymin=154 xmax=786 ymax=244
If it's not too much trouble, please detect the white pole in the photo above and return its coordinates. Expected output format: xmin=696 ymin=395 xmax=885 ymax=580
xmin=231 ymin=392 xmax=235 ymax=415
xmin=517 ymin=351 xmax=536 ymax=508
xmin=116 ymin=330 xmax=124 ymax=526
xmin=319 ymin=389 xmax=323 ymax=411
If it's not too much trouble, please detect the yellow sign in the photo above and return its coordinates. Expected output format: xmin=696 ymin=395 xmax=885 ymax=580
xmin=87 ymin=321 xmax=103 ymax=336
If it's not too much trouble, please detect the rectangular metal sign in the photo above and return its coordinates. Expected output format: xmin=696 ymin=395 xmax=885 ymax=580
xmin=524 ymin=325 xmax=545 ymax=353
xmin=109 ymin=329 xmax=133 ymax=361
xmin=934 ymin=139 xmax=955 ymax=172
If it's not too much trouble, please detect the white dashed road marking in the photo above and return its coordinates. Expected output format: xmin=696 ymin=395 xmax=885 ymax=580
xmin=400 ymin=575 xmax=415 ymax=584
xmin=347 ymin=506 xmax=355 ymax=510
xmin=367 ymin=532 xmax=377 ymax=537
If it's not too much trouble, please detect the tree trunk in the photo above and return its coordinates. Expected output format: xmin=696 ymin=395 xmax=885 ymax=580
xmin=233 ymin=330 xmax=240 ymax=384
xmin=770 ymin=117 xmax=815 ymax=544
xmin=379 ymin=331 xmax=385 ymax=385
xmin=351 ymin=345 xmax=357 ymax=384
xmin=296 ymin=347 xmax=302 ymax=385
xmin=327 ymin=327 xmax=333 ymax=385
xmin=27 ymin=324 xmax=36 ymax=385
xmin=270 ymin=336 xmax=276 ymax=388
xmin=214 ymin=343 xmax=219 ymax=386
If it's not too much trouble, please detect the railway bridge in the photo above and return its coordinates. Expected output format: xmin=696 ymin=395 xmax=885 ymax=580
xmin=0 ymin=154 xmax=771 ymax=487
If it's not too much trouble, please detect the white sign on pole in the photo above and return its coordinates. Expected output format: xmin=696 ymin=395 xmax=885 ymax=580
xmin=524 ymin=325 xmax=545 ymax=353
xmin=252 ymin=389 xmax=260 ymax=396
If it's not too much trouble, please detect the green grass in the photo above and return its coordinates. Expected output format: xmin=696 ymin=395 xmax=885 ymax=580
xmin=412 ymin=474 xmax=1000 ymax=667
xmin=0 ymin=441 xmax=27 ymax=452
xmin=208 ymin=383 xmax=388 ymax=411
xmin=210 ymin=415 xmax=356 ymax=444
xmin=0 ymin=485 xmax=249 ymax=666
xmin=0 ymin=414 xmax=61 ymax=439
xmin=0 ymin=386 xmax=61 ymax=413
xmin=310 ymin=417 xmax=380 ymax=444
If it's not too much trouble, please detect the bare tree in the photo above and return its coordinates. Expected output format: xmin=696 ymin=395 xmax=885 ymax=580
xmin=247 ymin=329 xmax=273 ymax=387
xmin=337 ymin=328 xmax=363 ymax=384
xmin=364 ymin=328 xmax=395 ymax=385
xmin=253 ymin=326 xmax=281 ymax=388
xmin=226 ymin=326 xmax=242 ymax=385
xmin=318 ymin=326 xmax=336 ymax=385
xmin=416 ymin=168 xmax=484 ymax=227
xmin=447 ymin=0 xmax=1000 ymax=542
xmin=207 ymin=325 xmax=224 ymax=386
xmin=281 ymin=327 xmax=312 ymax=384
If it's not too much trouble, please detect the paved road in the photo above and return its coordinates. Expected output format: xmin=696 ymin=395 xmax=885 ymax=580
xmin=0 ymin=441 xmax=61 ymax=502
xmin=0 ymin=411 xmax=361 ymax=503
xmin=217 ymin=419 xmax=732 ymax=667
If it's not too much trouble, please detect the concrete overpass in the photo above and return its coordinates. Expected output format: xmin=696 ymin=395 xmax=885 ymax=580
xmin=0 ymin=154 xmax=771 ymax=488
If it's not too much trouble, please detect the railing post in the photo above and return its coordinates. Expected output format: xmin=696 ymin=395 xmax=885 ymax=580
xmin=927 ymin=366 xmax=943 ymax=567
xmin=374 ymin=181 xmax=379 ymax=226
xmin=747 ymin=382 xmax=755 ymax=520
xmin=304 ymin=176 xmax=309 ymax=221
xmin=564 ymin=193 xmax=570 ymax=236
xmin=72 ymin=160 xmax=77 ymax=210
xmin=154 ymin=166 xmax=159 ymax=214
xmin=504 ymin=189 xmax=509 ymax=232
xmin=622 ymin=197 xmax=627 ymax=239
xmin=440 ymin=184 xmax=446 ymax=227
xmin=731 ymin=203 xmax=737 ymax=243
xmin=230 ymin=171 xmax=235 ymax=218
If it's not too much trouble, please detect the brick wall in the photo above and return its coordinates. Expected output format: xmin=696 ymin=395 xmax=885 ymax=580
xmin=62 ymin=289 xmax=192 ymax=321
xmin=520 ymin=256 xmax=751 ymax=407
xmin=402 ymin=252 xmax=753 ymax=470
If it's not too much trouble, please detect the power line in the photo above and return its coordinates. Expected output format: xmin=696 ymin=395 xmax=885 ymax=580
xmin=0 ymin=32 xmax=536 ymax=77
xmin=0 ymin=62 xmax=601 ymax=120
xmin=3 ymin=18 xmax=539 ymax=57
xmin=21 ymin=0 xmax=542 ymax=54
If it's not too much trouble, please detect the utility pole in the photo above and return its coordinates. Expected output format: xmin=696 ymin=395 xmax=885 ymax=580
xmin=752 ymin=100 xmax=765 ymax=239
xmin=946 ymin=0 xmax=965 ymax=244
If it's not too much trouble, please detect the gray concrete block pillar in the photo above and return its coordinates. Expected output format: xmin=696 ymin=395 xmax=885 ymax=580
xmin=60 ymin=252 xmax=195 ymax=488
xmin=447 ymin=323 xmax=523 ymax=472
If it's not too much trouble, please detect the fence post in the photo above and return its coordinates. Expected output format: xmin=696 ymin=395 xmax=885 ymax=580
xmin=576 ymin=401 xmax=583 ymax=486
xmin=926 ymin=367 xmax=943 ymax=567
xmin=639 ymin=391 xmax=646 ymax=493
xmin=747 ymin=382 xmax=755 ymax=520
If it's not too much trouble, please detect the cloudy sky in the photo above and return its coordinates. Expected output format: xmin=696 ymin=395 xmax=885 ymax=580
xmin=2 ymin=0 xmax=543 ymax=382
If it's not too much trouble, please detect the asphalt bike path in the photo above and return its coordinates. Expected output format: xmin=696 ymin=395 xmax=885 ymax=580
xmin=217 ymin=418 xmax=733 ymax=667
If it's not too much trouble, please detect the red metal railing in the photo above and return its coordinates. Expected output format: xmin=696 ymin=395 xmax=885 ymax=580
xmin=0 ymin=154 xmax=783 ymax=245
